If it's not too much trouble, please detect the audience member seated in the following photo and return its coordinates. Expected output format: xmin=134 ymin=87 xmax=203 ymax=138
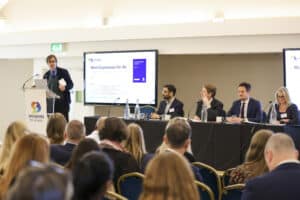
xmin=46 ymin=113 xmax=67 ymax=144
xmin=50 ymin=120 xmax=85 ymax=166
xmin=0 ymin=121 xmax=28 ymax=175
xmin=194 ymin=84 xmax=225 ymax=121
xmin=72 ymin=151 xmax=114 ymax=200
xmin=0 ymin=134 xmax=49 ymax=199
xmin=227 ymin=82 xmax=263 ymax=123
xmin=139 ymin=152 xmax=199 ymax=200
xmin=267 ymin=87 xmax=299 ymax=125
xmin=242 ymin=133 xmax=300 ymax=200
xmin=229 ymin=129 xmax=273 ymax=184
xmin=65 ymin=138 xmax=101 ymax=169
xmin=86 ymin=116 xmax=106 ymax=143
xmin=162 ymin=118 xmax=203 ymax=182
xmin=99 ymin=117 xmax=139 ymax=187
xmin=124 ymin=123 xmax=154 ymax=172
xmin=6 ymin=163 xmax=73 ymax=200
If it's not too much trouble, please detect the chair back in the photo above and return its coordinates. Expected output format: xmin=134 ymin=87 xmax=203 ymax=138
xmin=140 ymin=105 xmax=156 ymax=119
xmin=193 ymin=162 xmax=222 ymax=200
xmin=117 ymin=172 xmax=144 ymax=200
xmin=195 ymin=181 xmax=215 ymax=200
xmin=104 ymin=191 xmax=128 ymax=200
xmin=222 ymin=168 xmax=236 ymax=187
xmin=221 ymin=184 xmax=245 ymax=200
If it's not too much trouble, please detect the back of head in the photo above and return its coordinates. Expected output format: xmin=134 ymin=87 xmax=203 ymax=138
xmin=0 ymin=121 xmax=28 ymax=171
xmin=141 ymin=152 xmax=199 ymax=200
xmin=47 ymin=113 xmax=67 ymax=144
xmin=165 ymin=118 xmax=191 ymax=149
xmin=125 ymin=123 xmax=147 ymax=165
xmin=264 ymin=133 xmax=298 ymax=170
xmin=66 ymin=120 xmax=86 ymax=141
xmin=72 ymin=151 xmax=114 ymax=200
xmin=95 ymin=117 xmax=107 ymax=131
xmin=99 ymin=117 xmax=128 ymax=142
xmin=7 ymin=165 xmax=73 ymax=200
xmin=65 ymin=138 xmax=101 ymax=169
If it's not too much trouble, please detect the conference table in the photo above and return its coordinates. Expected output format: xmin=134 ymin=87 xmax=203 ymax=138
xmin=84 ymin=116 xmax=300 ymax=170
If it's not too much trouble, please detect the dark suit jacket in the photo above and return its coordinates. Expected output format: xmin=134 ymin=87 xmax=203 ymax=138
xmin=157 ymin=98 xmax=184 ymax=118
xmin=43 ymin=66 xmax=74 ymax=105
xmin=195 ymin=98 xmax=225 ymax=121
xmin=50 ymin=143 xmax=76 ymax=166
xmin=242 ymin=162 xmax=300 ymax=200
xmin=228 ymin=98 xmax=262 ymax=122
xmin=267 ymin=103 xmax=299 ymax=125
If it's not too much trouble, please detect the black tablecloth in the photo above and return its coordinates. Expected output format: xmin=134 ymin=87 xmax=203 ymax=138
xmin=84 ymin=116 xmax=300 ymax=170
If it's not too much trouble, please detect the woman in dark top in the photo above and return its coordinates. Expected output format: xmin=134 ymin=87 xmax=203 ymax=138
xmin=194 ymin=84 xmax=224 ymax=121
xmin=268 ymin=87 xmax=299 ymax=125
xmin=99 ymin=117 xmax=139 ymax=187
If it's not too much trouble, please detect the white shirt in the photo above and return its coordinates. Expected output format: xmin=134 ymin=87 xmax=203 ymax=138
xmin=240 ymin=98 xmax=250 ymax=119
xmin=86 ymin=130 xmax=100 ymax=143
xmin=164 ymin=97 xmax=175 ymax=114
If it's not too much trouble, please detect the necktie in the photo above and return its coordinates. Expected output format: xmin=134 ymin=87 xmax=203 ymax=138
xmin=51 ymin=70 xmax=56 ymax=78
xmin=240 ymin=102 xmax=245 ymax=118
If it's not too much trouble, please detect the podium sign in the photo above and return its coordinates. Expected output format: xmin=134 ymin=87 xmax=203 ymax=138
xmin=24 ymin=89 xmax=47 ymax=135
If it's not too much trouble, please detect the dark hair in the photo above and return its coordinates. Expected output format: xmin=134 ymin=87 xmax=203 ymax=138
xmin=46 ymin=54 xmax=57 ymax=63
xmin=204 ymin=84 xmax=217 ymax=97
xmin=166 ymin=120 xmax=192 ymax=149
xmin=72 ymin=151 xmax=114 ymax=200
xmin=65 ymin=138 xmax=101 ymax=169
xmin=99 ymin=117 xmax=128 ymax=142
xmin=7 ymin=165 xmax=72 ymax=200
xmin=46 ymin=113 xmax=67 ymax=144
xmin=164 ymin=84 xmax=176 ymax=95
xmin=238 ymin=82 xmax=251 ymax=92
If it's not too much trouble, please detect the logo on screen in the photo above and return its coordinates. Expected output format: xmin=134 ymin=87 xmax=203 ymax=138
xmin=133 ymin=59 xmax=146 ymax=83
xmin=31 ymin=102 xmax=41 ymax=113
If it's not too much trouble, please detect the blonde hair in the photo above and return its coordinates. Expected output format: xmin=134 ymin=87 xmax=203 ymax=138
xmin=275 ymin=87 xmax=292 ymax=105
xmin=124 ymin=123 xmax=147 ymax=166
xmin=139 ymin=152 xmax=199 ymax=200
xmin=0 ymin=134 xmax=49 ymax=199
xmin=46 ymin=113 xmax=67 ymax=144
xmin=0 ymin=121 xmax=28 ymax=173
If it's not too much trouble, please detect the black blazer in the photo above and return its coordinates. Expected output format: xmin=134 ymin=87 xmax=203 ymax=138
xmin=43 ymin=67 xmax=74 ymax=104
xmin=242 ymin=162 xmax=300 ymax=200
xmin=50 ymin=143 xmax=76 ymax=166
xmin=227 ymin=98 xmax=263 ymax=122
xmin=157 ymin=98 xmax=184 ymax=118
xmin=267 ymin=103 xmax=299 ymax=125
xmin=195 ymin=98 xmax=225 ymax=121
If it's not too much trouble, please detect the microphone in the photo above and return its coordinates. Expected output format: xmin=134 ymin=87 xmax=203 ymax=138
xmin=187 ymin=101 xmax=198 ymax=121
xmin=107 ymin=97 xmax=120 ymax=117
xmin=264 ymin=100 xmax=273 ymax=112
xmin=22 ymin=73 xmax=40 ymax=90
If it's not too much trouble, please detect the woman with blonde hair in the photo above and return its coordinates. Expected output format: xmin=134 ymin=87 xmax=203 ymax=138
xmin=229 ymin=129 xmax=273 ymax=184
xmin=267 ymin=86 xmax=299 ymax=125
xmin=124 ymin=123 xmax=152 ymax=172
xmin=0 ymin=121 xmax=28 ymax=175
xmin=139 ymin=152 xmax=199 ymax=200
xmin=46 ymin=113 xmax=67 ymax=144
xmin=0 ymin=134 xmax=49 ymax=199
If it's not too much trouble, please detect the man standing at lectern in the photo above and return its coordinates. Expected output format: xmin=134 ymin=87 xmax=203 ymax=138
xmin=43 ymin=54 xmax=73 ymax=121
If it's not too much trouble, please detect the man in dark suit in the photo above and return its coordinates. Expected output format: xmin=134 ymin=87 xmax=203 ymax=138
xmin=194 ymin=84 xmax=225 ymax=121
xmin=50 ymin=120 xmax=86 ymax=166
xmin=43 ymin=54 xmax=74 ymax=121
xmin=151 ymin=84 xmax=184 ymax=119
xmin=242 ymin=133 xmax=300 ymax=200
xmin=227 ymin=82 xmax=262 ymax=123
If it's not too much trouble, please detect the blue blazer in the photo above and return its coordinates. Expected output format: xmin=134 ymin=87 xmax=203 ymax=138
xmin=157 ymin=98 xmax=184 ymax=118
xmin=50 ymin=143 xmax=76 ymax=166
xmin=242 ymin=162 xmax=300 ymax=200
xmin=228 ymin=98 xmax=262 ymax=122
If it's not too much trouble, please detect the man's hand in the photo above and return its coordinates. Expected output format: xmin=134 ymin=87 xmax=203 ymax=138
xmin=150 ymin=113 xmax=160 ymax=119
xmin=59 ymin=84 xmax=66 ymax=92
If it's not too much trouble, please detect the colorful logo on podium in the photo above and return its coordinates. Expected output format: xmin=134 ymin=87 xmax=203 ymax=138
xmin=31 ymin=101 xmax=41 ymax=113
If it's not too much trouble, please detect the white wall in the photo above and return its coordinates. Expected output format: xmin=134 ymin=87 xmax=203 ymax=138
xmin=0 ymin=59 xmax=33 ymax=140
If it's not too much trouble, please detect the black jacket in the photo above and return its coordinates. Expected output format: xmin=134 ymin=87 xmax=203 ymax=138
xmin=50 ymin=143 xmax=76 ymax=166
xmin=267 ymin=103 xmax=299 ymax=125
xmin=157 ymin=98 xmax=184 ymax=118
xmin=195 ymin=98 xmax=225 ymax=121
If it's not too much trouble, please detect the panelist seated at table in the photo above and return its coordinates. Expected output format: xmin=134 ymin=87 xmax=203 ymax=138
xmin=193 ymin=84 xmax=225 ymax=121
xmin=267 ymin=87 xmax=299 ymax=125
xmin=151 ymin=84 xmax=184 ymax=119
xmin=227 ymin=82 xmax=263 ymax=123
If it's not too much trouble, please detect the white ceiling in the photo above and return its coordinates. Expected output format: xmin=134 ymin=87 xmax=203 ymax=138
xmin=1 ymin=0 xmax=300 ymax=32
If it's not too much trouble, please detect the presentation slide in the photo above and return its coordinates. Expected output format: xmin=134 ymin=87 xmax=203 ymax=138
xmin=84 ymin=50 xmax=158 ymax=105
xmin=284 ymin=49 xmax=300 ymax=108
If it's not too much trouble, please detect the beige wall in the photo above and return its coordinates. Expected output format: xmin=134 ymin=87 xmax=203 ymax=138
xmin=0 ymin=59 xmax=33 ymax=140
xmin=95 ymin=53 xmax=284 ymax=117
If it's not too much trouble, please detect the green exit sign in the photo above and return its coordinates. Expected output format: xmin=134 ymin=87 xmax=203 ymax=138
xmin=50 ymin=43 xmax=64 ymax=53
